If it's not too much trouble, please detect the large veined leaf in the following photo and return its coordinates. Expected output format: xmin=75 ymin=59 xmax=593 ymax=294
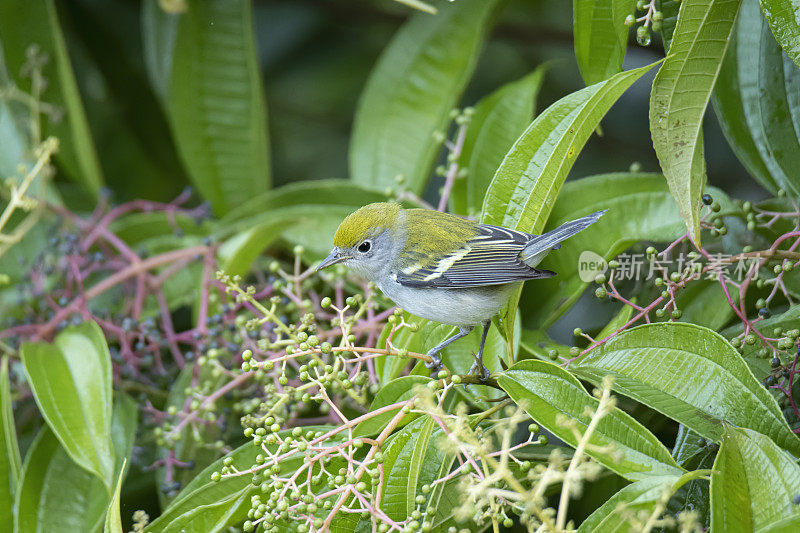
xmin=215 ymin=179 xmax=387 ymax=271
xmin=721 ymin=305 xmax=800 ymax=358
xmin=711 ymin=426 xmax=800 ymax=530
xmin=649 ymin=0 xmax=741 ymax=246
xmin=480 ymin=62 xmax=657 ymax=340
xmin=713 ymin=0 xmax=800 ymax=197
xmin=450 ymin=68 xmax=546 ymax=216
xmin=520 ymin=172 xmax=685 ymax=328
xmin=354 ymin=375 xmax=432 ymax=437
xmin=143 ymin=0 xmax=271 ymax=215
xmin=498 ymin=360 xmax=684 ymax=481
xmin=20 ymin=321 xmax=115 ymax=487
xmin=759 ymin=0 xmax=800 ymax=69
xmin=14 ymin=428 xmax=109 ymax=533
xmin=577 ymin=475 xmax=682 ymax=532
xmin=350 ymin=0 xmax=500 ymax=193
xmin=145 ymin=427 xmax=333 ymax=533
xmin=0 ymin=357 xmax=21 ymax=527
xmin=572 ymin=322 xmax=800 ymax=455
xmin=573 ymin=0 xmax=635 ymax=86
xmin=0 ymin=0 xmax=103 ymax=195
xmin=379 ymin=417 xmax=440 ymax=520
xmin=667 ymin=425 xmax=716 ymax=527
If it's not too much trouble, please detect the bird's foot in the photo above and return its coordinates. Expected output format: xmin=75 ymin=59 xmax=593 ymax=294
xmin=425 ymin=350 xmax=443 ymax=372
xmin=468 ymin=358 xmax=490 ymax=382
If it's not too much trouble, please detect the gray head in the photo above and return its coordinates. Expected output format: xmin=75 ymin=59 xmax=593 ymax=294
xmin=316 ymin=203 xmax=407 ymax=282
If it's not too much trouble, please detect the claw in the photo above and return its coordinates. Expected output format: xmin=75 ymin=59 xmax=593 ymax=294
xmin=425 ymin=351 xmax=443 ymax=371
xmin=468 ymin=361 xmax=490 ymax=381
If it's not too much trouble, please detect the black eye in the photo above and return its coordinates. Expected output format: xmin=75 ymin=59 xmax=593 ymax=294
xmin=358 ymin=241 xmax=371 ymax=253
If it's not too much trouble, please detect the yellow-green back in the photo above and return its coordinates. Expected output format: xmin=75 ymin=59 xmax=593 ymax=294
xmin=402 ymin=209 xmax=479 ymax=264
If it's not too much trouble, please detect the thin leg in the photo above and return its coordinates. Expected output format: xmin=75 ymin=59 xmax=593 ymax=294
xmin=425 ymin=326 xmax=473 ymax=371
xmin=468 ymin=322 xmax=491 ymax=381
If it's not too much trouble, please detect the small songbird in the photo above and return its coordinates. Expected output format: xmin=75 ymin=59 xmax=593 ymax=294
xmin=317 ymin=203 xmax=605 ymax=378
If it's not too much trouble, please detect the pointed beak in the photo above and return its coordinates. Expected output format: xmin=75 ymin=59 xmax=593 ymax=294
xmin=316 ymin=249 xmax=350 ymax=271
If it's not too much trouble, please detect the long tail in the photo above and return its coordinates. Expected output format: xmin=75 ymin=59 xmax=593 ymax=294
xmin=520 ymin=210 xmax=606 ymax=267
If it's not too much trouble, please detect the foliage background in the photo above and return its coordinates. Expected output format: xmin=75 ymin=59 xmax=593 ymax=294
xmin=4 ymin=0 xmax=800 ymax=532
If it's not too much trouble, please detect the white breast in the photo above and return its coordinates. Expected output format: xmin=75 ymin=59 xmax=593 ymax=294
xmin=376 ymin=277 xmax=514 ymax=328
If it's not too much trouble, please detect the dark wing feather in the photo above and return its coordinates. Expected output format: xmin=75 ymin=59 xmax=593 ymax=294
xmin=394 ymin=224 xmax=555 ymax=289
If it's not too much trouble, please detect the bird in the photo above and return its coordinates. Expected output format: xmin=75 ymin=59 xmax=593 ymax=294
xmin=317 ymin=202 xmax=605 ymax=379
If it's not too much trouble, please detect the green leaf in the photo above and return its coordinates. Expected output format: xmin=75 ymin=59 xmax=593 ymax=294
xmin=711 ymin=426 xmax=800 ymax=531
xmin=721 ymin=305 xmax=800 ymax=358
xmin=103 ymin=464 xmax=125 ymax=533
xmin=520 ymin=172 xmax=686 ymax=328
xmin=573 ymin=0 xmax=635 ymax=86
xmin=14 ymin=428 xmax=108 ymax=533
xmin=147 ymin=428 xmax=332 ymax=533
xmin=110 ymin=392 xmax=138 ymax=482
xmin=215 ymin=179 xmax=387 ymax=271
xmin=668 ymin=426 xmax=716 ymax=528
xmin=350 ymin=0 xmax=499 ymax=193
xmin=480 ymin=62 xmax=657 ymax=339
xmin=649 ymin=0 xmax=741 ymax=245
xmin=655 ymin=0 xmax=683 ymax=51
xmin=145 ymin=0 xmax=271 ymax=215
xmin=379 ymin=416 xmax=456 ymax=522
xmin=155 ymin=362 xmax=224 ymax=508
xmin=20 ymin=321 xmax=115 ymax=487
xmin=577 ymin=475 xmax=682 ymax=532
xmin=498 ymin=359 xmax=684 ymax=481
xmin=451 ymin=68 xmax=546 ymax=216
xmin=572 ymin=322 xmax=800 ymax=455
xmin=759 ymin=0 xmax=800 ymax=69
xmin=713 ymin=0 xmax=800 ymax=197
xmin=0 ymin=357 xmax=21 ymax=526
xmin=675 ymin=279 xmax=736 ymax=330
xmin=0 ymin=0 xmax=104 ymax=195
xmin=354 ymin=375 xmax=431 ymax=437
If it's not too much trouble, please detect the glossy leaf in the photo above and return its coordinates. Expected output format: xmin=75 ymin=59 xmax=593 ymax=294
xmin=20 ymin=321 xmax=115 ymax=487
xmin=498 ymin=360 xmax=684 ymax=481
xmin=713 ymin=0 xmax=800 ymax=197
xmin=216 ymin=179 xmax=386 ymax=270
xmin=155 ymin=362 xmax=224 ymax=508
xmin=759 ymin=0 xmax=800 ymax=68
xmin=676 ymin=279 xmax=736 ymax=331
xmin=521 ymin=173 xmax=686 ymax=327
xmin=721 ymin=305 xmax=800 ymax=358
xmin=0 ymin=357 xmax=21 ymax=526
xmin=649 ymin=0 xmax=741 ymax=245
xmin=572 ymin=322 xmax=800 ymax=455
xmin=350 ymin=0 xmax=499 ymax=193
xmin=451 ymin=68 xmax=545 ymax=216
xmin=381 ymin=417 xmax=437 ymax=519
xmin=668 ymin=425 xmax=716 ymax=527
xmin=655 ymin=0 xmax=683 ymax=51
xmin=379 ymin=416 xmax=456 ymax=522
xmin=104 ymin=465 xmax=125 ymax=533
xmin=14 ymin=428 xmax=108 ymax=533
xmin=480 ymin=63 xmax=656 ymax=339
xmin=573 ymin=0 xmax=635 ymax=86
xmin=354 ymin=375 xmax=431 ymax=437
xmin=144 ymin=0 xmax=271 ymax=215
xmin=577 ymin=475 xmax=682 ymax=532
xmin=147 ymin=428 xmax=332 ymax=532
xmin=481 ymin=63 xmax=657 ymax=232
xmin=0 ymin=0 xmax=104 ymax=195
xmin=110 ymin=392 xmax=138 ymax=481
xmin=711 ymin=426 xmax=800 ymax=530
